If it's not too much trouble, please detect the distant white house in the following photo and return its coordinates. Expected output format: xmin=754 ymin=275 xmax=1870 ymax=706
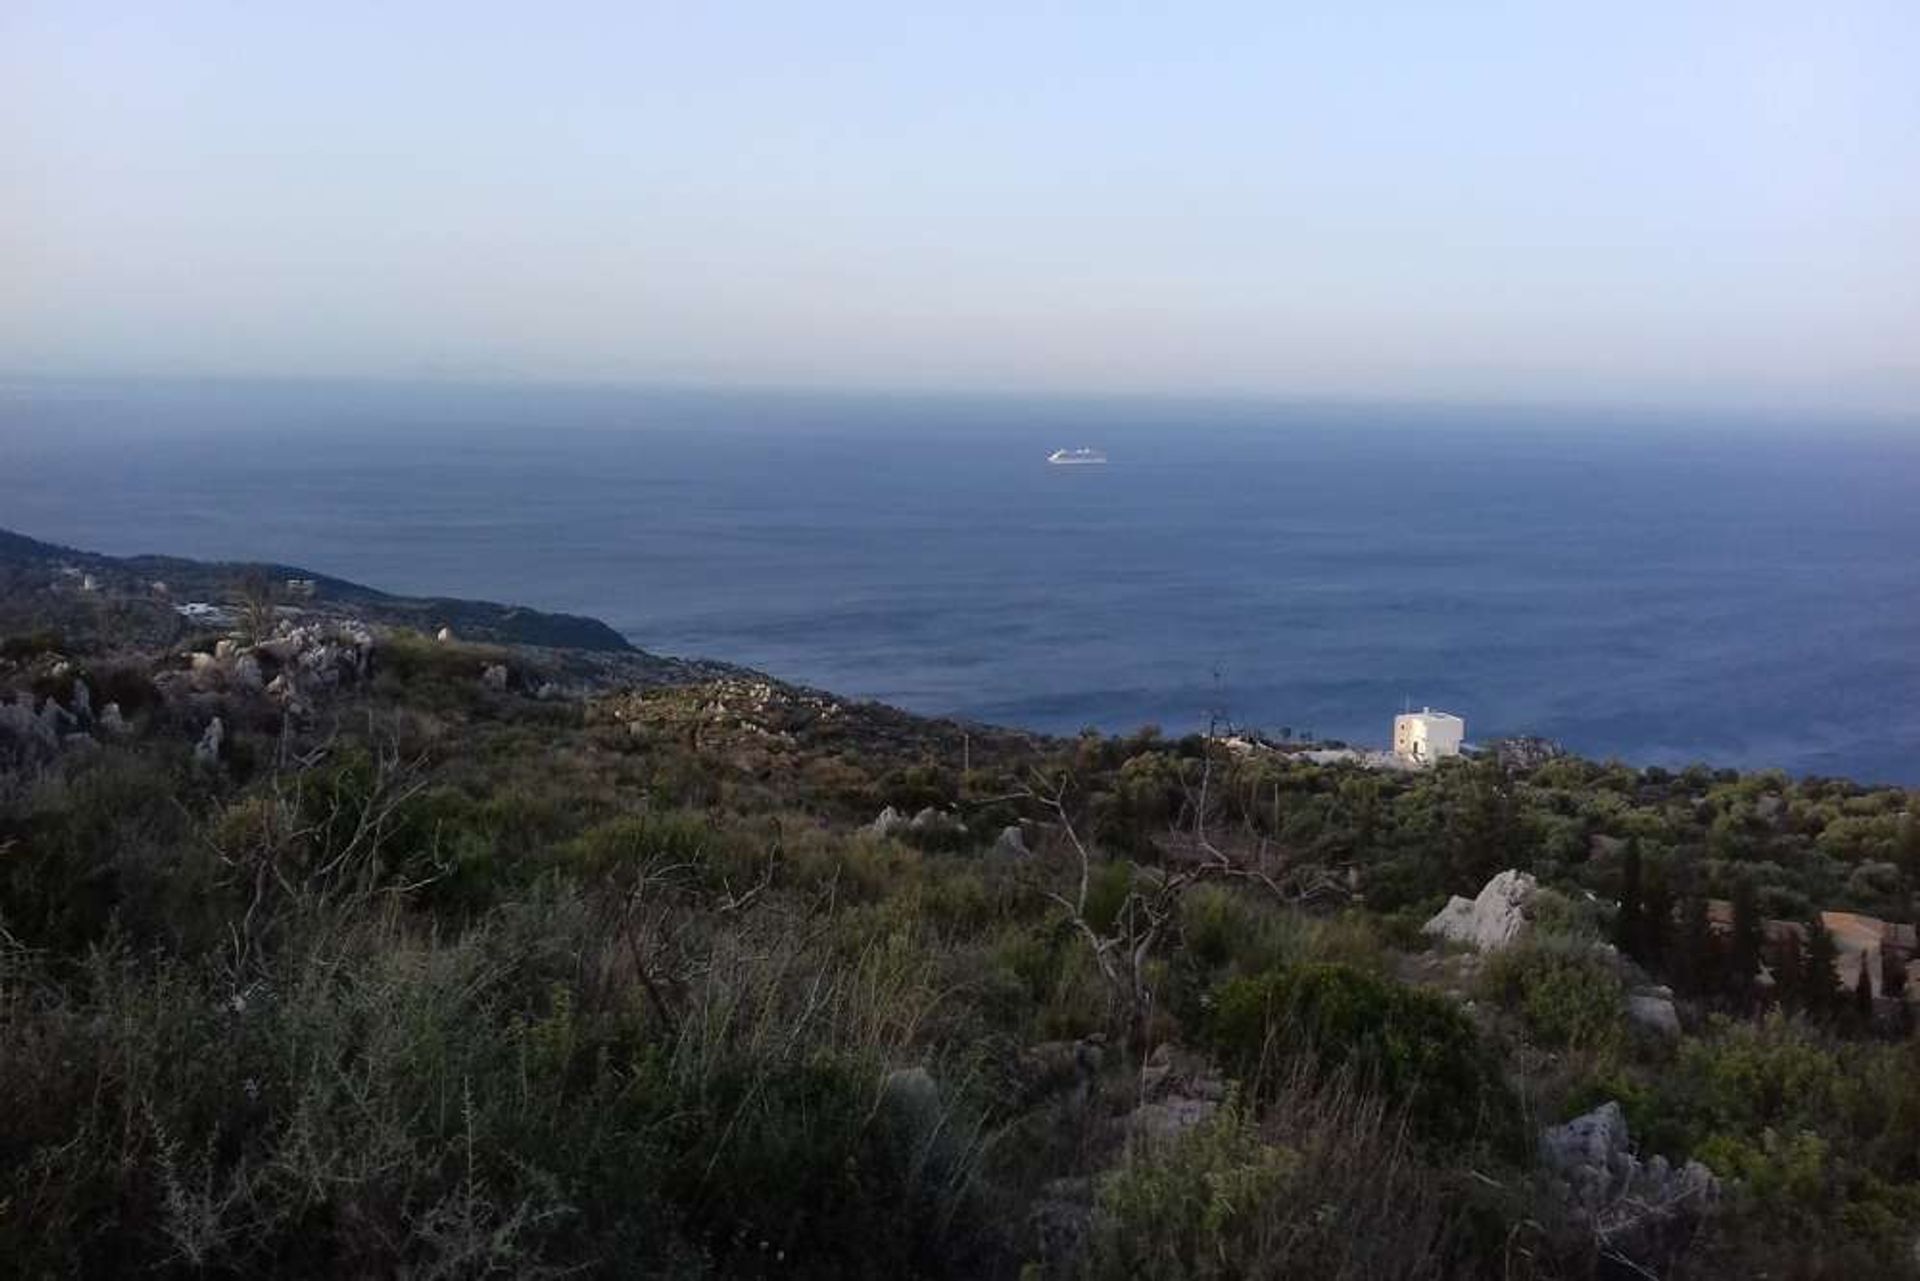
xmin=1393 ymin=707 xmax=1464 ymax=763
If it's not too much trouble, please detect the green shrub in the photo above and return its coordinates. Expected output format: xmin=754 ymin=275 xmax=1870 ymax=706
xmin=1086 ymin=1083 xmax=1500 ymax=1281
xmin=1476 ymin=942 xmax=1627 ymax=1052
xmin=1180 ymin=888 xmax=1389 ymax=983
xmin=1206 ymin=964 xmax=1515 ymax=1150
xmin=1086 ymin=1103 xmax=1294 ymax=1280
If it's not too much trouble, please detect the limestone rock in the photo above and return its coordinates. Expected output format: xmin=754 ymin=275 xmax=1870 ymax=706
xmin=1540 ymin=1102 xmax=1718 ymax=1272
xmin=1138 ymin=1042 xmax=1227 ymax=1104
xmin=991 ymin=824 xmax=1032 ymax=859
xmin=908 ymin=806 xmax=963 ymax=835
xmin=194 ymin=717 xmax=225 ymax=767
xmin=1627 ymin=988 xmax=1681 ymax=1039
xmin=480 ymin=664 xmax=509 ymax=692
xmin=1122 ymin=1042 xmax=1227 ymax=1147
xmin=1423 ymin=869 xmax=1539 ymax=951
xmin=1127 ymin=1094 xmax=1217 ymax=1144
xmin=881 ymin=1066 xmax=941 ymax=1135
xmin=97 ymin=702 xmax=128 ymax=735
xmin=435 ymin=627 xmax=455 ymax=643
xmin=866 ymin=806 xmax=910 ymax=838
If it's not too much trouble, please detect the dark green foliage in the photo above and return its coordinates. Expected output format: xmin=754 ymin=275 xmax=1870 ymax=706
xmin=1444 ymin=757 xmax=1530 ymax=889
xmin=0 ymin=627 xmax=65 ymax=660
xmin=1083 ymin=1093 xmax=1504 ymax=1281
xmin=1671 ymin=892 xmax=1719 ymax=998
xmin=1728 ymin=877 xmax=1764 ymax=1007
xmin=1477 ymin=942 xmax=1627 ymax=1052
xmin=1614 ymin=835 xmax=1646 ymax=958
xmin=1597 ymin=1015 xmax=1920 ymax=1275
xmin=8 ymin=615 xmax=1920 ymax=1278
xmin=1803 ymin=914 xmax=1843 ymax=1019
xmin=1206 ymin=964 xmax=1516 ymax=1151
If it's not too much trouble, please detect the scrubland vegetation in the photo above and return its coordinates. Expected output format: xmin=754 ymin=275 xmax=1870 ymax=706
xmin=6 ymin=621 xmax=1920 ymax=1278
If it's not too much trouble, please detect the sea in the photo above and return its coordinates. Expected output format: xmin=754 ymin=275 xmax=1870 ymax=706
xmin=4 ymin=378 xmax=1918 ymax=785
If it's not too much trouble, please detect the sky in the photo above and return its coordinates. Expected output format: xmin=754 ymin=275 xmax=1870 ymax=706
xmin=4 ymin=2 xmax=1918 ymax=414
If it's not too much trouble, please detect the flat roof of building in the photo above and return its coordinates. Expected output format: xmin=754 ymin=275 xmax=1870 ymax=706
xmin=1397 ymin=708 xmax=1463 ymax=723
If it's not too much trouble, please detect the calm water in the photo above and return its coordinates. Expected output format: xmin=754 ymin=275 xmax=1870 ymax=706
xmin=4 ymin=379 xmax=1919 ymax=783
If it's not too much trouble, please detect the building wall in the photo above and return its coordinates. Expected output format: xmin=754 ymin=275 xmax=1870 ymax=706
xmin=1392 ymin=711 xmax=1464 ymax=761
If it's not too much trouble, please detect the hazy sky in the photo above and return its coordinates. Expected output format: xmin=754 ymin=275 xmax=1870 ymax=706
xmin=5 ymin=2 xmax=1918 ymax=412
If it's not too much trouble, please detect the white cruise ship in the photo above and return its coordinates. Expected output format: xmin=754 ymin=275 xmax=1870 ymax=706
xmin=1047 ymin=447 xmax=1108 ymax=465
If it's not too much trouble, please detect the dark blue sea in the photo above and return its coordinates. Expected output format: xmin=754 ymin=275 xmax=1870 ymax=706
xmin=5 ymin=379 xmax=1919 ymax=784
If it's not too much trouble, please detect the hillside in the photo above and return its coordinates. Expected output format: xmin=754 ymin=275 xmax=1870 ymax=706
xmin=0 ymin=527 xmax=635 ymax=653
xmin=4 ymin=543 xmax=1920 ymax=1278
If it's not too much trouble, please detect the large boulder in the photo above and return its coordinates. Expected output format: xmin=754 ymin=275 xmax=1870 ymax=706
xmin=991 ymin=824 xmax=1032 ymax=859
xmin=865 ymin=806 xmax=910 ymax=838
xmin=1540 ymin=1102 xmax=1717 ymax=1272
xmin=908 ymin=806 xmax=964 ymax=836
xmin=1423 ymin=869 xmax=1539 ymax=951
xmin=1627 ymin=987 xmax=1681 ymax=1039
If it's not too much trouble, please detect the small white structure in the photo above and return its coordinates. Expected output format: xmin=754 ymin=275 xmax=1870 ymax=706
xmin=1392 ymin=707 xmax=1464 ymax=763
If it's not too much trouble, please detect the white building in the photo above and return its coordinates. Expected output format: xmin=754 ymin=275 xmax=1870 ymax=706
xmin=1393 ymin=707 xmax=1464 ymax=763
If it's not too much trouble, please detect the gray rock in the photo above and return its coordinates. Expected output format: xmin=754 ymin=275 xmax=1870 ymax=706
xmin=991 ymin=824 xmax=1032 ymax=859
xmin=1139 ymin=1042 xmax=1227 ymax=1103
xmin=70 ymin=678 xmax=92 ymax=725
xmin=39 ymin=698 xmax=74 ymax=736
xmin=881 ymin=1066 xmax=941 ymax=1133
xmin=866 ymin=806 xmax=910 ymax=838
xmin=480 ymin=663 xmax=510 ymax=692
xmin=908 ymin=806 xmax=962 ymax=834
xmin=1423 ymin=869 xmax=1538 ymax=951
xmin=97 ymin=702 xmax=128 ymax=735
xmin=194 ymin=717 xmax=224 ymax=767
xmin=1127 ymin=1095 xmax=1217 ymax=1144
xmin=188 ymin=651 xmax=220 ymax=687
xmin=1627 ymin=990 xmax=1681 ymax=1039
xmin=0 ymin=697 xmax=58 ymax=756
xmin=1540 ymin=1102 xmax=1718 ymax=1272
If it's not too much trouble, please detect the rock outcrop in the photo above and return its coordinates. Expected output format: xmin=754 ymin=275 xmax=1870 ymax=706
xmin=1125 ymin=1042 xmax=1226 ymax=1145
xmin=991 ymin=824 xmax=1032 ymax=859
xmin=1540 ymin=1102 xmax=1717 ymax=1272
xmin=866 ymin=806 xmax=910 ymax=839
xmin=1423 ymin=869 xmax=1538 ymax=951
xmin=194 ymin=717 xmax=224 ymax=767
xmin=908 ymin=806 xmax=964 ymax=837
xmin=1626 ymin=987 xmax=1681 ymax=1039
